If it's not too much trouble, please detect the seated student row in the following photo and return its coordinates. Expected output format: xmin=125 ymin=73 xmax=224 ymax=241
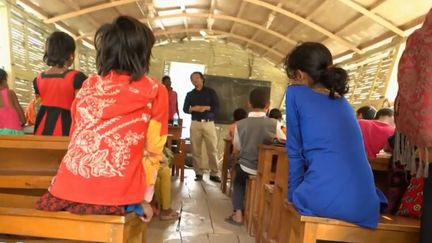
xmin=224 ymin=42 xmax=388 ymax=229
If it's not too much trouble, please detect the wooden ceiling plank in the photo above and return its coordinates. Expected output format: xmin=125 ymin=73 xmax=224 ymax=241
xmin=44 ymin=0 xmax=137 ymax=24
xmin=62 ymin=0 xmax=100 ymax=28
xmin=153 ymin=28 xmax=285 ymax=58
xmin=149 ymin=1 xmax=170 ymax=40
xmin=245 ymin=31 xmax=260 ymax=49
xmin=75 ymin=12 xmax=300 ymax=46
xmin=183 ymin=6 xmax=189 ymax=39
xmin=262 ymin=1 xmax=327 ymax=56
xmin=209 ymin=0 xmax=216 ymax=14
xmin=230 ymin=1 xmax=245 ymax=34
xmin=335 ymin=0 xmax=405 ymax=37
xmin=109 ymin=0 xmax=129 ymax=16
xmin=18 ymin=0 xmax=81 ymax=39
xmin=207 ymin=0 xmax=216 ymax=30
xmin=246 ymin=2 xmax=282 ymax=49
xmin=243 ymin=0 xmax=363 ymax=54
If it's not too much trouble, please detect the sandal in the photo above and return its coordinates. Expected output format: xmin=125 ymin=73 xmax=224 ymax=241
xmin=224 ymin=215 xmax=243 ymax=226
xmin=160 ymin=209 xmax=180 ymax=221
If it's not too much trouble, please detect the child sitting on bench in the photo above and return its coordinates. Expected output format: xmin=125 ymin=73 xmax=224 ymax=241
xmin=36 ymin=16 xmax=168 ymax=222
xmin=284 ymin=42 xmax=387 ymax=228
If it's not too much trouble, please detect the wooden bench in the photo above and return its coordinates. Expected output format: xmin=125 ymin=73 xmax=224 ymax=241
xmin=220 ymin=138 xmax=232 ymax=194
xmin=168 ymin=123 xmax=185 ymax=182
xmin=0 ymin=135 xmax=147 ymax=242
xmin=250 ymin=145 xmax=284 ymax=239
xmin=261 ymin=149 xmax=288 ymax=243
xmin=369 ymin=156 xmax=391 ymax=194
xmin=277 ymin=201 xmax=420 ymax=243
xmin=244 ymin=175 xmax=257 ymax=235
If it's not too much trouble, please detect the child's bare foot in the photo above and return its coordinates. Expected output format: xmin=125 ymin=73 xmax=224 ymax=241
xmin=160 ymin=208 xmax=180 ymax=221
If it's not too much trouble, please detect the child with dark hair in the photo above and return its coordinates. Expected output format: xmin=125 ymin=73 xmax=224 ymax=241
xmin=356 ymin=105 xmax=377 ymax=120
xmin=284 ymin=42 xmax=387 ymax=228
xmin=226 ymin=108 xmax=247 ymax=140
xmin=36 ymin=16 xmax=168 ymax=223
xmin=0 ymin=69 xmax=25 ymax=135
xmin=268 ymin=108 xmax=282 ymax=120
xmin=359 ymin=108 xmax=395 ymax=157
xmin=225 ymin=88 xmax=279 ymax=225
xmin=33 ymin=31 xmax=87 ymax=136
xmin=375 ymin=108 xmax=394 ymax=124
xmin=268 ymin=108 xmax=286 ymax=138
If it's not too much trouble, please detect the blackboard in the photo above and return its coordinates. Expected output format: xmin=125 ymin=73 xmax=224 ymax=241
xmin=204 ymin=75 xmax=271 ymax=124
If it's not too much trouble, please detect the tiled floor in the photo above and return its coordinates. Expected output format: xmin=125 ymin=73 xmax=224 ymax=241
xmin=147 ymin=169 xmax=255 ymax=243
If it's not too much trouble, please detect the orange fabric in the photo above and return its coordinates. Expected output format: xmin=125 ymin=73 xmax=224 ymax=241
xmin=25 ymin=97 xmax=36 ymax=125
xmin=49 ymin=72 xmax=168 ymax=205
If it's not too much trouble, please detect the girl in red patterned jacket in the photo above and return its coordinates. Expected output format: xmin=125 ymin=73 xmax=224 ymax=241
xmin=36 ymin=16 xmax=168 ymax=222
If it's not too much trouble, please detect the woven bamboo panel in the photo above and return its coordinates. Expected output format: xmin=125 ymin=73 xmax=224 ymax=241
xmin=343 ymin=47 xmax=397 ymax=108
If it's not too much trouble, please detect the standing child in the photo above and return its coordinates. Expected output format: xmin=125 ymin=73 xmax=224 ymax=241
xmin=33 ymin=31 xmax=87 ymax=136
xmin=284 ymin=42 xmax=387 ymax=228
xmin=36 ymin=16 xmax=168 ymax=222
xmin=0 ymin=69 xmax=25 ymax=135
xmin=162 ymin=75 xmax=180 ymax=125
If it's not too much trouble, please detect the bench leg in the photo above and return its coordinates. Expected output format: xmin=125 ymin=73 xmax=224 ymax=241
xmin=127 ymin=231 xmax=142 ymax=243
xmin=180 ymin=166 xmax=185 ymax=182
xmin=123 ymin=219 xmax=146 ymax=243
xmin=299 ymin=223 xmax=317 ymax=243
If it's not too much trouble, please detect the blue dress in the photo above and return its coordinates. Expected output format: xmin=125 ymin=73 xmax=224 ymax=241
xmin=285 ymin=85 xmax=387 ymax=229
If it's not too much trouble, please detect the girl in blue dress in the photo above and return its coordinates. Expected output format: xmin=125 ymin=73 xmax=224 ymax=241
xmin=284 ymin=42 xmax=387 ymax=228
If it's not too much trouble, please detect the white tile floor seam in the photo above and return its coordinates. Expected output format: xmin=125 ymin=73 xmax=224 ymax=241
xmin=147 ymin=169 xmax=254 ymax=243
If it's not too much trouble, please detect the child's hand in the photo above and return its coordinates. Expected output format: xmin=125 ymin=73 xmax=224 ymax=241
xmin=140 ymin=202 xmax=154 ymax=222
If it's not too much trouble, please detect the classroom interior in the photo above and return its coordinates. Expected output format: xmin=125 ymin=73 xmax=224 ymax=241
xmin=0 ymin=0 xmax=431 ymax=242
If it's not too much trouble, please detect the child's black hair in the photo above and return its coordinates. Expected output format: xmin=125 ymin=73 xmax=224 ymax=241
xmin=375 ymin=108 xmax=394 ymax=119
xmin=0 ymin=68 xmax=7 ymax=85
xmin=285 ymin=42 xmax=349 ymax=99
xmin=233 ymin=108 xmax=247 ymax=121
xmin=268 ymin=108 xmax=282 ymax=120
xmin=356 ymin=106 xmax=377 ymax=120
xmin=95 ymin=16 xmax=155 ymax=82
xmin=43 ymin=31 xmax=75 ymax=67
xmin=249 ymin=88 xmax=270 ymax=109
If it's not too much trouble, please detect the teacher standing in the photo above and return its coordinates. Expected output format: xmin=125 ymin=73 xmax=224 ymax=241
xmin=183 ymin=72 xmax=221 ymax=182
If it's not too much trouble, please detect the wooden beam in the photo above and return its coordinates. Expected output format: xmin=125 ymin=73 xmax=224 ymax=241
xmin=146 ymin=13 xmax=297 ymax=45
xmin=153 ymin=28 xmax=285 ymax=59
xmin=44 ymin=0 xmax=137 ymax=24
xmin=148 ymin=2 xmax=170 ymax=40
xmin=335 ymin=0 xmax=405 ymax=37
xmin=247 ymin=2 xmax=282 ymax=49
xmin=17 ymin=0 xmax=80 ymax=39
xmin=245 ymin=31 xmax=260 ymax=49
xmin=79 ymin=13 xmax=297 ymax=46
xmin=182 ymin=6 xmax=189 ymax=39
xmin=262 ymin=1 xmax=326 ymax=57
xmin=243 ymin=0 xmax=363 ymax=54
xmin=209 ymin=0 xmax=216 ymax=14
xmin=230 ymin=2 xmax=245 ymax=34
xmin=109 ymin=0 xmax=129 ymax=16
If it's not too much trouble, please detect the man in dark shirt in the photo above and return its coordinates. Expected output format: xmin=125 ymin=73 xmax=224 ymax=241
xmin=183 ymin=71 xmax=221 ymax=182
